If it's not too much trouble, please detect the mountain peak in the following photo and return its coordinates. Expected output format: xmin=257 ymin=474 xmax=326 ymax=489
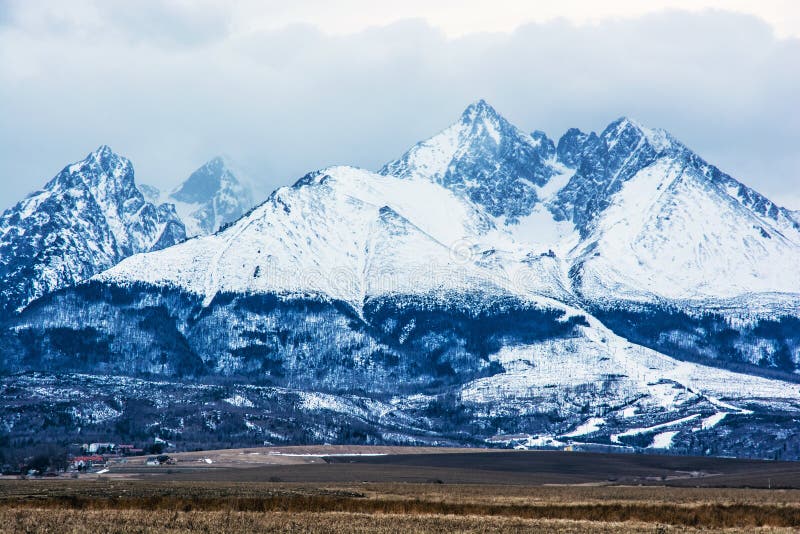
xmin=460 ymin=99 xmax=501 ymax=123
xmin=168 ymin=156 xmax=254 ymax=236
xmin=203 ymin=155 xmax=232 ymax=174
xmin=602 ymin=116 xmax=676 ymax=153
xmin=92 ymin=144 xmax=114 ymax=156
xmin=171 ymin=156 xmax=236 ymax=204
xmin=51 ymin=145 xmax=134 ymax=195
xmin=85 ymin=144 xmax=124 ymax=168
xmin=606 ymin=115 xmax=636 ymax=128
xmin=381 ymin=99 xmax=560 ymax=222
xmin=601 ymin=116 xmax=647 ymax=141
xmin=0 ymin=146 xmax=186 ymax=313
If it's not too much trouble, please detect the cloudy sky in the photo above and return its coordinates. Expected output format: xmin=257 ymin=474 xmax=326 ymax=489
xmin=1 ymin=0 xmax=798 ymax=209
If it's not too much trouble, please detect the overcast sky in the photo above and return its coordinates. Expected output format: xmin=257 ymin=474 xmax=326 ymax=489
xmin=1 ymin=1 xmax=798 ymax=209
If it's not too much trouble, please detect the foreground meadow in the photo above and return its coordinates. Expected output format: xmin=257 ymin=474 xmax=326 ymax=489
xmin=6 ymin=508 xmax=798 ymax=533
xmin=2 ymin=479 xmax=800 ymax=532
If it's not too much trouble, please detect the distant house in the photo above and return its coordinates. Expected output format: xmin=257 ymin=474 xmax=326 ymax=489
xmin=117 ymin=444 xmax=139 ymax=455
xmin=87 ymin=443 xmax=115 ymax=454
xmin=70 ymin=455 xmax=105 ymax=470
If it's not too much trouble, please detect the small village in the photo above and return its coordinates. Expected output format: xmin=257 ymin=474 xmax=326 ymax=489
xmin=3 ymin=441 xmax=176 ymax=478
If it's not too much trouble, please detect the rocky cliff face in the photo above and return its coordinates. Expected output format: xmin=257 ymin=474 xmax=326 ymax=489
xmin=0 ymin=145 xmax=185 ymax=314
xmin=381 ymin=100 xmax=563 ymax=223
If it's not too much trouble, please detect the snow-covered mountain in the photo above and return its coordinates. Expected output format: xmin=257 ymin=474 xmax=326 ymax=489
xmin=568 ymin=151 xmax=800 ymax=299
xmin=381 ymin=100 xmax=800 ymax=306
xmin=378 ymin=102 xmax=800 ymax=369
xmin=550 ymin=117 xmax=800 ymax=303
xmin=144 ymin=157 xmax=254 ymax=237
xmin=0 ymin=145 xmax=186 ymax=314
xmin=3 ymin=101 xmax=800 ymax=459
xmin=538 ymin=116 xmax=800 ymax=372
xmin=380 ymin=102 xmax=800 ymax=306
xmin=96 ymin=166 xmax=534 ymax=310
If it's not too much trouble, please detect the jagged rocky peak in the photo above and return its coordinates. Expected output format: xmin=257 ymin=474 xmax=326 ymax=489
xmin=0 ymin=145 xmax=186 ymax=314
xmin=458 ymin=98 xmax=503 ymax=127
xmin=167 ymin=156 xmax=255 ymax=237
xmin=556 ymin=117 xmax=675 ymax=169
xmin=530 ymin=129 xmax=556 ymax=158
xmin=550 ymin=115 xmax=798 ymax=242
xmin=380 ymin=99 xmax=562 ymax=223
xmin=454 ymin=100 xmax=557 ymax=168
xmin=556 ymin=128 xmax=602 ymax=169
xmin=549 ymin=117 xmax=686 ymax=234
xmin=49 ymin=144 xmax=132 ymax=193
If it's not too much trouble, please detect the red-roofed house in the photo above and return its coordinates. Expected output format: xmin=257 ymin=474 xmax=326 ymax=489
xmin=70 ymin=455 xmax=105 ymax=470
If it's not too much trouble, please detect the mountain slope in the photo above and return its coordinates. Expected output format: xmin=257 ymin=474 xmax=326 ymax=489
xmin=0 ymin=146 xmax=186 ymax=314
xmin=96 ymin=166 xmax=538 ymax=309
xmin=6 ymin=312 xmax=800 ymax=457
xmin=3 ymin=165 xmax=587 ymax=386
xmin=462 ymin=315 xmax=800 ymax=444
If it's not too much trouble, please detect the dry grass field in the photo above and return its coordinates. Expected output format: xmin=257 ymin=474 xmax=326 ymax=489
xmin=4 ymin=508 xmax=775 ymax=534
xmin=6 ymin=508 xmax=798 ymax=533
xmin=2 ymin=479 xmax=800 ymax=532
xmin=4 ymin=448 xmax=800 ymax=532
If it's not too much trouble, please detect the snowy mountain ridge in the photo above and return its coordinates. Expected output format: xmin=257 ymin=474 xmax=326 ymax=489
xmin=96 ymin=165 xmax=554 ymax=312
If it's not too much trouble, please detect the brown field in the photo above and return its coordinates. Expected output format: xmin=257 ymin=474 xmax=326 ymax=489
xmin=5 ymin=508 xmax=797 ymax=533
xmin=4 ymin=448 xmax=800 ymax=532
xmin=105 ymin=448 xmax=800 ymax=488
xmin=117 ymin=444 xmax=486 ymax=468
xmin=9 ymin=508 xmax=789 ymax=534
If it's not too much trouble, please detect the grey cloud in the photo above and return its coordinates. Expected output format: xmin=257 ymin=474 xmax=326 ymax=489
xmin=0 ymin=8 xmax=797 ymax=210
xmin=93 ymin=0 xmax=234 ymax=46
xmin=0 ymin=4 xmax=10 ymax=27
